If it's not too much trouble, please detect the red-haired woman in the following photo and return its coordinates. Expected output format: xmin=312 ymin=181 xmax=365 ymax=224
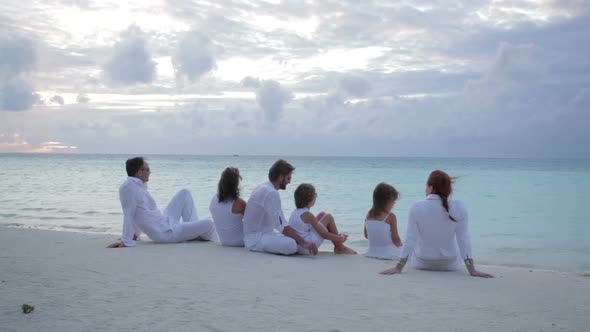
xmin=380 ymin=170 xmax=493 ymax=278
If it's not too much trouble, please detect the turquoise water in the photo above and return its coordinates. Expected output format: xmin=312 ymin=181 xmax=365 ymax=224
xmin=1 ymin=153 xmax=589 ymax=272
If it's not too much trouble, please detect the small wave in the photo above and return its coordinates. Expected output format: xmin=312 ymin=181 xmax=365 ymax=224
xmin=0 ymin=213 xmax=18 ymax=218
xmin=20 ymin=207 xmax=44 ymax=211
xmin=81 ymin=211 xmax=101 ymax=215
xmin=61 ymin=225 xmax=94 ymax=230
xmin=40 ymin=216 xmax=78 ymax=220
xmin=496 ymin=246 xmax=534 ymax=253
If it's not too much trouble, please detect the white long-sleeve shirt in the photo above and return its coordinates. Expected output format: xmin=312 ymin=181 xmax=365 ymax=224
xmin=400 ymin=194 xmax=472 ymax=261
xmin=119 ymin=177 xmax=170 ymax=247
xmin=242 ymin=181 xmax=287 ymax=236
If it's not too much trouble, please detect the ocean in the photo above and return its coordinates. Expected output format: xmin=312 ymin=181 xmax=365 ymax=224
xmin=1 ymin=153 xmax=588 ymax=272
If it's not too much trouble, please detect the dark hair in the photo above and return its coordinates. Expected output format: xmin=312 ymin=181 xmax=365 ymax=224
xmin=294 ymin=183 xmax=316 ymax=209
xmin=427 ymin=170 xmax=457 ymax=222
xmin=369 ymin=182 xmax=399 ymax=219
xmin=268 ymin=159 xmax=295 ymax=182
xmin=218 ymin=167 xmax=241 ymax=202
xmin=126 ymin=157 xmax=145 ymax=176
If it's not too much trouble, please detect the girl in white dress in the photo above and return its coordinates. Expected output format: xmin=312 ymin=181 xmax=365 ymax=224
xmin=364 ymin=182 xmax=402 ymax=260
xmin=380 ymin=170 xmax=494 ymax=278
xmin=209 ymin=167 xmax=246 ymax=247
xmin=288 ymin=183 xmax=356 ymax=255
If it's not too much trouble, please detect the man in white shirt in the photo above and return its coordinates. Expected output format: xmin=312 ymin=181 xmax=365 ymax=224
xmin=243 ymin=159 xmax=318 ymax=255
xmin=107 ymin=157 xmax=214 ymax=248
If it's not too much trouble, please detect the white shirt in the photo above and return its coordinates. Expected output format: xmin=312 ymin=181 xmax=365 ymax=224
xmin=119 ymin=177 xmax=171 ymax=247
xmin=243 ymin=181 xmax=287 ymax=235
xmin=288 ymin=207 xmax=311 ymax=239
xmin=400 ymin=194 xmax=472 ymax=261
xmin=209 ymin=195 xmax=244 ymax=246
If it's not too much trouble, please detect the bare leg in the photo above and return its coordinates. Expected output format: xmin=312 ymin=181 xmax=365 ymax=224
xmin=318 ymin=213 xmax=357 ymax=254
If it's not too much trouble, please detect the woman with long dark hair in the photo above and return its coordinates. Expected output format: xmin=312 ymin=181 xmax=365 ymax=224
xmin=209 ymin=167 xmax=246 ymax=246
xmin=380 ymin=170 xmax=493 ymax=278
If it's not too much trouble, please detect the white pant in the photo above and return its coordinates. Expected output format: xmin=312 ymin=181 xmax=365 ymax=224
xmin=296 ymin=226 xmax=325 ymax=255
xmin=411 ymin=255 xmax=462 ymax=271
xmin=244 ymin=232 xmax=298 ymax=255
xmin=155 ymin=189 xmax=214 ymax=243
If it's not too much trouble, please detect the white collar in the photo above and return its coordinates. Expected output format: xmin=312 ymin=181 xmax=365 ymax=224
xmin=128 ymin=176 xmax=147 ymax=188
xmin=425 ymin=194 xmax=441 ymax=200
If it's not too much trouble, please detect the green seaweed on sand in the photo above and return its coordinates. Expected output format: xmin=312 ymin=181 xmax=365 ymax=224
xmin=22 ymin=304 xmax=34 ymax=314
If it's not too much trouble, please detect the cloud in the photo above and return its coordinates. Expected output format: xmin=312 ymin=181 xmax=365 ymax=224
xmin=0 ymin=35 xmax=39 ymax=111
xmin=103 ymin=25 xmax=157 ymax=86
xmin=172 ymin=31 xmax=216 ymax=82
xmin=0 ymin=79 xmax=40 ymax=111
xmin=76 ymin=93 xmax=90 ymax=104
xmin=50 ymin=95 xmax=65 ymax=105
xmin=242 ymin=78 xmax=293 ymax=124
xmin=0 ymin=35 xmax=36 ymax=79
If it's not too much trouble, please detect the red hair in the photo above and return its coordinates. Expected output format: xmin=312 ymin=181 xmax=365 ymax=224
xmin=427 ymin=170 xmax=457 ymax=222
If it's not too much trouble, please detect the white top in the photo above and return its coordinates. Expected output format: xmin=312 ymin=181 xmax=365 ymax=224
xmin=119 ymin=177 xmax=171 ymax=247
xmin=288 ymin=207 xmax=311 ymax=241
xmin=400 ymin=194 xmax=472 ymax=261
xmin=243 ymin=181 xmax=288 ymax=237
xmin=209 ymin=195 xmax=244 ymax=246
xmin=365 ymin=213 xmax=400 ymax=260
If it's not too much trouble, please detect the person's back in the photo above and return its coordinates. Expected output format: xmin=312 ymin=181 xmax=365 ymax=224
xmin=209 ymin=195 xmax=244 ymax=247
xmin=243 ymin=181 xmax=281 ymax=235
xmin=365 ymin=213 xmax=400 ymax=260
xmin=408 ymin=196 xmax=467 ymax=261
xmin=288 ymin=207 xmax=312 ymax=239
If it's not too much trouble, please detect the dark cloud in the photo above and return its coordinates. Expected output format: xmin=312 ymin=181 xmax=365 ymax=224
xmin=0 ymin=35 xmax=36 ymax=79
xmin=172 ymin=31 xmax=216 ymax=82
xmin=76 ymin=93 xmax=90 ymax=104
xmin=0 ymin=79 xmax=39 ymax=111
xmin=103 ymin=25 xmax=157 ymax=86
xmin=0 ymin=34 xmax=39 ymax=111
xmin=50 ymin=95 xmax=65 ymax=105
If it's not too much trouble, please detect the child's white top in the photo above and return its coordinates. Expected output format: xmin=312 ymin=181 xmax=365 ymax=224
xmin=288 ymin=207 xmax=312 ymax=240
xmin=209 ymin=194 xmax=244 ymax=247
xmin=365 ymin=212 xmax=400 ymax=260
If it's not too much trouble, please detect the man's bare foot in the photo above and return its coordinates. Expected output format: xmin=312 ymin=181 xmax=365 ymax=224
xmin=334 ymin=245 xmax=357 ymax=254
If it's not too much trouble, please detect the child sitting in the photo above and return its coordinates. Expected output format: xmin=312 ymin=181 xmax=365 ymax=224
xmin=288 ymin=183 xmax=356 ymax=255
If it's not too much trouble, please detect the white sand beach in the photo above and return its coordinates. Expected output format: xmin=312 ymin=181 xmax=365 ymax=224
xmin=1 ymin=227 xmax=588 ymax=332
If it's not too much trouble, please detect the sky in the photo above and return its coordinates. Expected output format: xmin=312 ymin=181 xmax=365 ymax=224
xmin=0 ymin=0 xmax=588 ymax=157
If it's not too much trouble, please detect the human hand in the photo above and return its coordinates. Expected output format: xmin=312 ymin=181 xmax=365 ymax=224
xmin=334 ymin=234 xmax=348 ymax=243
xmin=379 ymin=266 xmax=402 ymax=275
xmin=302 ymin=241 xmax=318 ymax=255
xmin=106 ymin=240 xmax=126 ymax=248
xmin=469 ymin=269 xmax=494 ymax=278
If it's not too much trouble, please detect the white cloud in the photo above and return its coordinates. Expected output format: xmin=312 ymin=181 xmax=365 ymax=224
xmin=172 ymin=31 xmax=216 ymax=83
xmin=103 ymin=25 xmax=157 ymax=86
xmin=245 ymin=79 xmax=294 ymax=125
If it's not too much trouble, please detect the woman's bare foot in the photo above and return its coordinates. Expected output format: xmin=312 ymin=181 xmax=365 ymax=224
xmin=334 ymin=245 xmax=357 ymax=254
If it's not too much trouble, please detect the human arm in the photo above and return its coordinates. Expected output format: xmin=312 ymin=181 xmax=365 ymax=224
xmin=108 ymin=185 xmax=138 ymax=248
xmin=232 ymin=198 xmax=247 ymax=215
xmin=303 ymin=212 xmax=346 ymax=243
xmin=364 ymin=224 xmax=368 ymax=239
xmin=455 ymin=203 xmax=493 ymax=278
xmin=282 ymin=226 xmax=318 ymax=255
xmin=380 ymin=206 xmax=418 ymax=275
xmin=386 ymin=213 xmax=403 ymax=247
